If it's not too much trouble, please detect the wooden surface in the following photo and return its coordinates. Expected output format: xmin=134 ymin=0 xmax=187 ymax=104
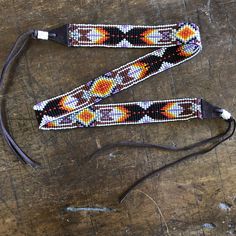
xmin=0 ymin=0 xmax=236 ymax=235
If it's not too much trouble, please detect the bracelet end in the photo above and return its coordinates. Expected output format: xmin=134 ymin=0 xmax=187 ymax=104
xmin=202 ymin=100 xmax=232 ymax=121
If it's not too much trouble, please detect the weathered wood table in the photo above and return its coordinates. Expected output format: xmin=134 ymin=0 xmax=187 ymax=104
xmin=0 ymin=0 xmax=236 ymax=235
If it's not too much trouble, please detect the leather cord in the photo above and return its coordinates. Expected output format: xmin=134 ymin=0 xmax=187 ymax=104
xmin=0 ymin=30 xmax=39 ymax=167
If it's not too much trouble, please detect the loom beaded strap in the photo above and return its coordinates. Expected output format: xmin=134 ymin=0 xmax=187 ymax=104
xmin=33 ymin=22 xmax=202 ymax=129
xmin=39 ymin=98 xmax=202 ymax=130
xmin=0 ymin=21 xmax=235 ymax=198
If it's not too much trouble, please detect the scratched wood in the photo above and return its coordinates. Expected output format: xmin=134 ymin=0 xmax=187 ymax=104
xmin=0 ymin=0 xmax=236 ymax=235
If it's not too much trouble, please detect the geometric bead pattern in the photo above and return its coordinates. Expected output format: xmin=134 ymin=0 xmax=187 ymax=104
xmin=67 ymin=23 xmax=201 ymax=48
xmin=41 ymin=98 xmax=202 ymax=130
xmin=33 ymin=22 xmax=202 ymax=130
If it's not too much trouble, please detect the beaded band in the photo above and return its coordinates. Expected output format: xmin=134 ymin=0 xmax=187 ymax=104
xmin=67 ymin=23 xmax=197 ymax=48
xmin=38 ymin=98 xmax=202 ymax=130
xmin=34 ymin=22 xmax=202 ymax=129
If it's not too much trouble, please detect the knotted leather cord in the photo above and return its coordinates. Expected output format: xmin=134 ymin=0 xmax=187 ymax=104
xmin=0 ymin=23 xmax=235 ymax=204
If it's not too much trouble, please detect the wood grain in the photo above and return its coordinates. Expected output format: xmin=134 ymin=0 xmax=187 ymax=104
xmin=0 ymin=0 xmax=236 ymax=235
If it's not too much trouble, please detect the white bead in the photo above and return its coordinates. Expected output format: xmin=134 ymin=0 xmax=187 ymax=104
xmin=220 ymin=109 xmax=231 ymax=120
xmin=37 ymin=30 xmax=49 ymax=40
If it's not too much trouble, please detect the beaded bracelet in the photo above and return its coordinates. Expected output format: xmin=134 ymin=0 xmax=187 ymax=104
xmin=34 ymin=23 xmax=202 ymax=129
xmin=0 ymin=22 xmax=234 ymax=203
